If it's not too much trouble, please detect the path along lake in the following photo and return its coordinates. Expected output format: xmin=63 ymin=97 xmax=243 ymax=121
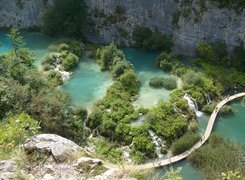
xmin=0 ymin=31 xmax=244 ymax=179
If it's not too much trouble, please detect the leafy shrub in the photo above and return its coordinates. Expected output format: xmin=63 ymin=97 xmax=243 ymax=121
xmin=145 ymin=102 xmax=188 ymax=145
xmin=171 ymin=132 xmax=200 ymax=155
xmin=112 ymin=60 xmax=132 ymax=78
xmin=156 ymin=52 xmax=180 ymax=72
xmin=60 ymin=50 xmax=79 ymax=71
xmin=42 ymin=0 xmax=86 ymax=37
xmin=94 ymin=139 xmax=122 ymax=164
xmin=182 ymin=70 xmax=202 ymax=87
xmin=0 ymin=113 xmax=40 ymax=159
xmin=132 ymin=26 xmax=173 ymax=51
xmin=96 ymin=44 xmax=125 ymax=71
xmin=188 ymin=133 xmax=243 ymax=179
xmin=149 ymin=77 xmax=177 ymax=90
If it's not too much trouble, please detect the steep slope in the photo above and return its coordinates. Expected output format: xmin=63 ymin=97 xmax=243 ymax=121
xmin=0 ymin=0 xmax=244 ymax=55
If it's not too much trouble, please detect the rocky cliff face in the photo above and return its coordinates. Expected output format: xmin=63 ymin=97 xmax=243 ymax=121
xmin=0 ymin=134 xmax=135 ymax=180
xmin=85 ymin=0 xmax=245 ymax=55
xmin=0 ymin=0 xmax=52 ymax=28
xmin=0 ymin=0 xmax=244 ymax=55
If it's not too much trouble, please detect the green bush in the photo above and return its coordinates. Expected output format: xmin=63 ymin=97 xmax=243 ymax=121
xmin=94 ymin=139 xmax=122 ymax=164
xmin=172 ymin=10 xmax=181 ymax=28
xmin=145 ymin=102 xmax=188 ymax=145
xmin=42 ymin=0 xmax=86 ymax=37
xmin=47 ymin=71 xmax=63 ymax=86
xmin=60 ymin=50 xmax=79 ymax=71
xmin=132 ymin=26 xmax=173 ymax=51
xmin=212 ymin=0 xmax=245 ymax=12
xmin=188 ymin=133 xmax=243 ymax=179
xmin=149 ymin=77 xmax=177 ymax=90
xmin=171 ymin=132 xmax=200 ymax=155
xmin=111 ymin=60 xmax=132 ymax=78
xmin=201 ymin=102 xmax=233 ymax=115
xmin=182 ymin=70 xmax=202 ymax=87
xmin=96 ymin=44 xmax=125 ymax=71
xmin=49 ymin=40 xmax=84 ymax=57
xmin=0 ymin=113 xmax=40 ymax=159
xmin=156 ymin=52 xmax=180 ymax=72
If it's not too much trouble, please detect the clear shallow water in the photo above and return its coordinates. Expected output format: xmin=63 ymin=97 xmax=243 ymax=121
xmin=1 ymin=31 xmax=244 ymax=179
xmin=0 ymin=30 xmax=54 ymax=68
xmin=148 ymin=161 xmax=203 ymax=180
xmin=214 ymin=99 xmax=245 ymax=143
xmin=175 ymin=98 xmax=245 ymax=180
xmin=61 ymin=56 xmax=113 ymax=110
xmin=122 ymin=48 xmax=172 ymax=108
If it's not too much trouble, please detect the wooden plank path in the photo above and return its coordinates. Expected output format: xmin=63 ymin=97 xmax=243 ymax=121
xmin=128 ymin=92 xmax=245 ymax=170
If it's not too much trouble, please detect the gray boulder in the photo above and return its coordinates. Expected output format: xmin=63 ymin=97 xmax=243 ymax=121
xmin=0 ymin=159 xmax=17 ymax=179
xmin=23 ymin=134 xmax=82 ymax=162
xmin=75 ymin=157 xmax=102 ymax=169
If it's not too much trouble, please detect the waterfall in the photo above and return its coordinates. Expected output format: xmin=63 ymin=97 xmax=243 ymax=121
xmin=122 ymin=146 xmax=132 ymax=163
xmin=183 ymin=93 xmax=203 ymax=117
xmin=54 ymin=57 xmax=70 ymax=81
xmin=131 ymin=113 xmax=145 ymax=126
xmin=148 ymin=130 xmax=165 ymax=159
xmin=206 ymin=93 xmax=212 ymax=105
xmin=82 ymin=117 xmax=92 ymax=140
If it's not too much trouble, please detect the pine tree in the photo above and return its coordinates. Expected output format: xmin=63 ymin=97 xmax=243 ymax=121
xmin=7 ymin=28 xmax=26 ymax=57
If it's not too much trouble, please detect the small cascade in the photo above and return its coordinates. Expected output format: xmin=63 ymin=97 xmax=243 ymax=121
xmin=54 ymin=57 xmax=70 ymax=81
xmin=131 ymin=113 xmax=145 ymax=126
xmin=122 ymin=146 xmax=132 ymax=163
xmin=206 ymin=93 xmax=212 ymax=105
xmin=82 ymin=117 xmax=92 ymax=140
xmin=148 ymin=130 xmax=165 ymax=159
xmin=183 ymin=93 xmax=203 ymax=117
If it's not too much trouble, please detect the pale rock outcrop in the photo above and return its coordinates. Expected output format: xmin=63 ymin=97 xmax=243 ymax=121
xmin=1 ymin=1 xmax=243 ymax=57
xmin=75 ymin=157 xmax=102 ymax=168
xmin=0 ymin=159 xmax=17 ymax=179
xmin=23 ymin=134 xmax=82 ymax=162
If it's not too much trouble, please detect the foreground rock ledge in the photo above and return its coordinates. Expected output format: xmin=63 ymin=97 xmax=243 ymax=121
xmin=23 ymin=134 xmax=82 ymax=162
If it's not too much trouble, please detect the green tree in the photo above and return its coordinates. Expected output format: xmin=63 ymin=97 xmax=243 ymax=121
xmin=7 ymin=28 xmax=26 ymax=57
xmin=0 ymin=113 xmax=40 ymax=158
xmin=42 ymin=0 xmax=87 ymax=37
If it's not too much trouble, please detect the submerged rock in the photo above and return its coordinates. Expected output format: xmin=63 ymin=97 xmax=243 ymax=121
xmin=23 ymin=134 xmax=82 ymax=162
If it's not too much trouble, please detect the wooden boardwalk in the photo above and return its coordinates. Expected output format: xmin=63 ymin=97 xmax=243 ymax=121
xmin=129 ymin=92 xmax=245 ymax=170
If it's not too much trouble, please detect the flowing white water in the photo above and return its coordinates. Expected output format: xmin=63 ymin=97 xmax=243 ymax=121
xmin=54 ymin=57 xmax=70 ymax=81
xmin=205 ymin=92 xmax=212 ymax=105
xmin=148 ymin=130 xmax=165 ymax=159
xmin=122 ymin=146 xmax=132 ymax=163
xmin=130 ymin=113 xmax=145 ymax=126
xmin=183 ymin=93 xmax=203 ymax=117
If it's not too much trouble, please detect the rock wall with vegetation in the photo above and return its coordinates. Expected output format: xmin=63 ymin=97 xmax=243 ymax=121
xmin=0 ymin=0 xmax=52 ymax=28
xmin=0 ymin=0 xmax=244 ymax=55
xmin=85 ymin=0 xmax=245 ymax=55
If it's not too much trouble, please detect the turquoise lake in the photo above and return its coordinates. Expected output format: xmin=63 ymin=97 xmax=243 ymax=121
xmin=61 ymin=56 xmax=113 ymax=110
xmin=0 ymin=31 xmax=244 ymax=179
xmin=122 ymin=48 xmax=172 ymax=108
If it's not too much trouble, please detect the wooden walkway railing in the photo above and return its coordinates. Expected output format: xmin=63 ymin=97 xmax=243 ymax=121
xmin=128 ymin=92 xmax=245 ymax=170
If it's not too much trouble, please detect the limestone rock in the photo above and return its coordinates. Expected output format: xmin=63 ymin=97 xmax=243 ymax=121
xmin=42 ymin=174 xmax=55 ymax=180
xmin=23 ymin=134 xmax=82 ymax=162
xmin=0 ymin=159 xmax=17 ymax=179
xmin=75 ymin=157 xmax=102 ymax=168
xmin=0 ymin=0 xmax=244 ymax=55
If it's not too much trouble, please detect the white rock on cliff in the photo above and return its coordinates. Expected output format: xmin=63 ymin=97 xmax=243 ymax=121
xmin=23 ymin=134 xmax=82 ymax=162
